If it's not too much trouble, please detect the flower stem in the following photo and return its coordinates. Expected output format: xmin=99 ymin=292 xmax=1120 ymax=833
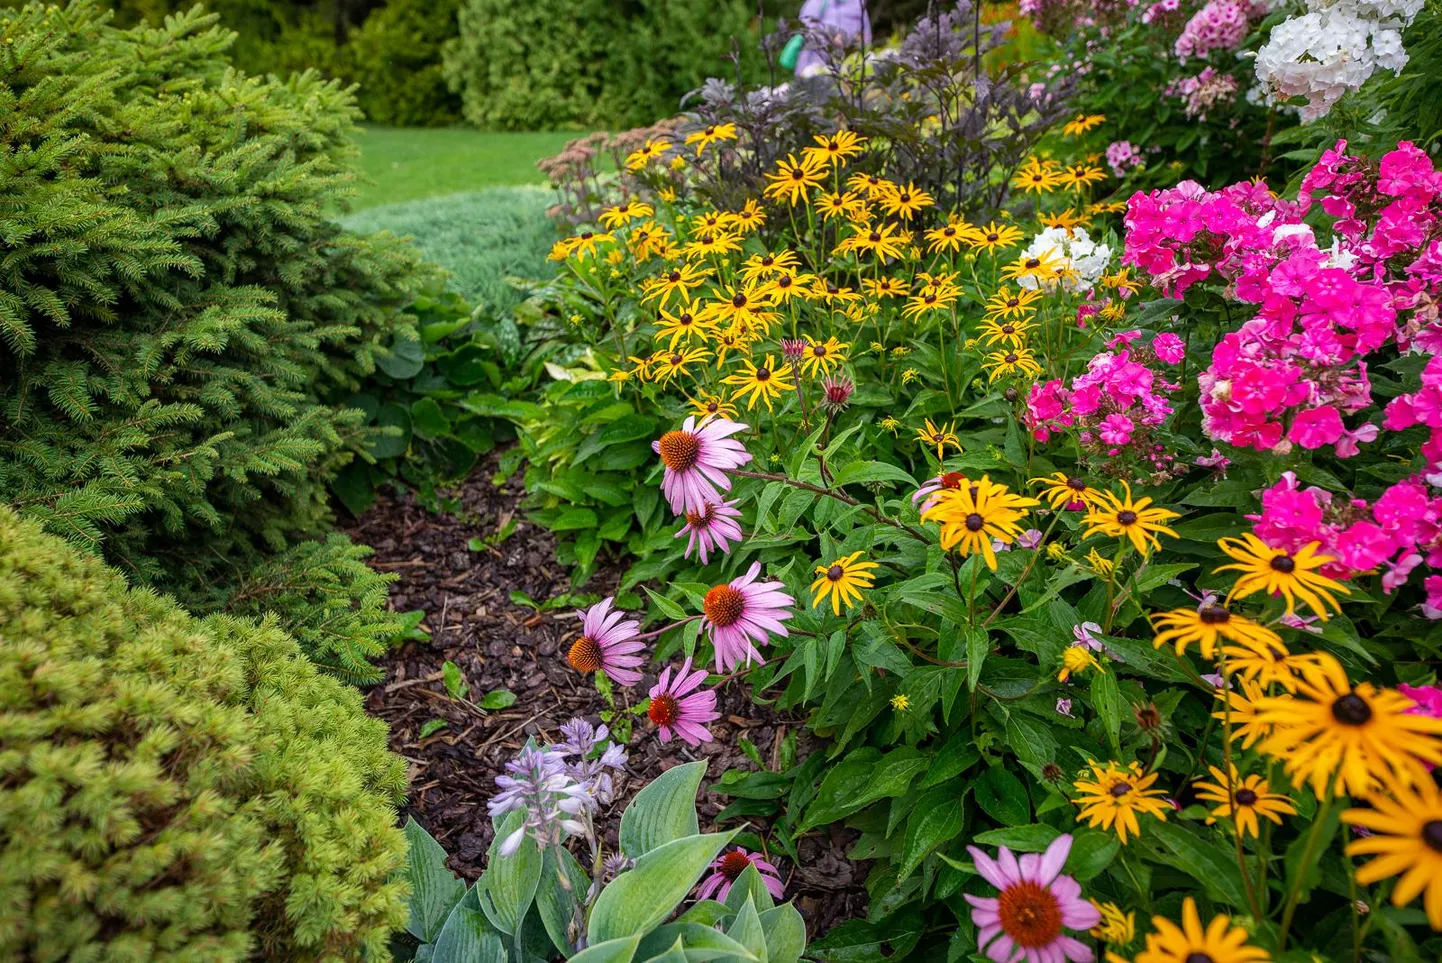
xmin=1278 ymin=793 xmax=1338 ymax=951
xmin=725 ymin=468 xmax=931 ymax=543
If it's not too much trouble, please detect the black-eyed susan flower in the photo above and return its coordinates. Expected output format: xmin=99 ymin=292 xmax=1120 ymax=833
xmin=921 ymin=477 xmax=1038 ymax=570
xmin=1150 ymin=603 xmax=1283 ymax=660
xmin=1058 ymin=645 xmax=1101 ymax=682
xmin=862 ymin=275 xmax=908 ymax=299
xmin=599 ymin=199 xmax=654 ymax=228
xmin=641 ymin=261 xmax=710 ymax=304
xmin=1012 ymin=157 xmax=1065 ymax=194
xmin=1344 ymin=778 xmax=1442 ymax=930
xmin=800 ymin=337 xmax=848 ymax=377
xmin=810 ymin=551 xmax=879 ymax=615
xmin=901 ymin=288 xmax=957 ymax=320
xmin=654 ymin=301 xmax=715 ymax=350
xmin=1062 ymin=113 xmax=1106 ymax=136
xmin=838 ymin=222 xmax=908 ymax=260
xmin=624 ymin=138 xmax=672 ymax=170
xmin=984 ymin=286 xmax=1043 ymax=321
xmin=977 ymin=316 xmax=1034 ymax=349
xmin=967 ymin=221 xmax=1025 ymax=253
xmin=730 ymin=199 xmax=766 ymax=232
xmin=1255 ymin=652 xmax=1442 ymax=798
xmin=875 ymin=180 xmax=934 ymax=220
xmin=723 ymin=356 xmax=795 ymax=411
xmin=1000 ymin=249 xmax=1067 ymax=286
xmin=809 ymin=279 xmax=862 ymax=305
xmin=1083 ymin=483 xmax=1180 ymax=556
xmin=1072 ymin=760 xmax=1170 ymax=844
xmin=703 ymin=283 xmax=774 ymax=330
xmin=802 ymin=129 xmax=866 ymax=168
xmin=712 ymin=328 xmax=752 ymax=367
xmin=683 ymin=231 xmax=743 ymax=260
xmin=1215 ymin=534 xmax=1349 ymax=620
xmin=763 ymin=153 xmax=829 ymax=206
xmin=1192 ymin=764 xmax=1296 ymax=839
xmin=759 ymin=271 xmax=815 ymax=306
xmin=652 ymin=346 xmax=711 ymax=383
xmin=1040 ymin=208 xmax=1090 ymax=231
xmin=739 ymin=250 xmax=800 ymax=283
xmin=1213 ymin=678 xmax=1271 ymax=749
xmin=685 ymin=121 xmax=738 ymax=156
xmin=1102 ymin=267 xmax=1142 ymax=295
xmin=915 ymin=418 xmax=961 ymax=461
xmin=982 ymin=347 xmax=1043 ymax=382
xmin=1060 ymin=164 xmax=1108 ymax=191
xmin=627 ymin=221 xmax=672 ymax=261
xmin=924 ymin=218 xmax=975 ymax=254
xmin=691 ymin=210 xmax=735 ymax=234
xmin=1031 ymin=472 xmax=1103 ymax=511
xmin=847 ymin=171 xmax=896 ymax=197
xmin=816 ymin=190 xmax=863 ymax=221
xmin=550 ymin=229 xmax=615 ymax=261
xmin=689 ymin=392 xmax=739 ymax=422
xmin=1132 ymin=898 xmax=1269 ymax=963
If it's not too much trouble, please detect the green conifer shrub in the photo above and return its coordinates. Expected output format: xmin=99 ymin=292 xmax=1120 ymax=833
xmin=0 ymin=505 xmax=410 ymax=962
xmin=0 ymin=1 xmax=437 ymax=675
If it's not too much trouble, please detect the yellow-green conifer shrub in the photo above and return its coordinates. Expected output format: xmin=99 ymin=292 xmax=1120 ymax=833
xmin=0 ymin=507 xmax=410 ymax=962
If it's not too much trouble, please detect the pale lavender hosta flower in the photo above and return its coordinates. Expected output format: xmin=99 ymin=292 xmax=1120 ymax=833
xmin=489 ymin=720 xmax=629 ymax=856
xmin=697 ymin=848 xmax=786 ymax=903
xmin=648 ymin=657 xmax=721 ymax=746
xmin=965 ymin=834 xmax=1100 ymax=963
xmin=568 ymin=597 xmax=646 ymax=686
xmin=653 ymin=416 xmax=752 ymax=515
xmin=701 ymin=562 xmax=795 ymax=671
xmin=676 ymin=499 xmax=744 ymax=563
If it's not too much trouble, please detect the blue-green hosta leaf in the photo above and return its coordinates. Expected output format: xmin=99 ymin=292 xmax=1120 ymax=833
xmin=620 ymin=760 xmax=705 ymax=860
xmin=588 ymin=831 xmax=738 ymax=945
xmin=403 ymin=818 xmax=467 ymax=943
xmin=476 ymin=810 xmax=543 ymax=934
xmin=536 ymin=845 xmax=590 ymax=956
xmin=637 ymin=923 xmax=761 ymax=961
xmin=569 ymin=935 xmax=643 ymax=963
xmin=759 ymin=903 xmax=806 ymax=963
xmin=727 ymin=897 xmax=769 ymax=962
xmin=430 ymin=888 xmax=505 ymax=963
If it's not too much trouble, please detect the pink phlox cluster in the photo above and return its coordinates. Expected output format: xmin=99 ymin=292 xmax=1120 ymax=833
xmin=1385 ymin=355 xmax=1442 ymax=484
xmin=1174 ymin=0 xmax=1250 ymax=61
xmin=1249 ymin=473 xmax=1442 ymax=598
xmin=1166 ymin=67 xmax=1241 ymax=120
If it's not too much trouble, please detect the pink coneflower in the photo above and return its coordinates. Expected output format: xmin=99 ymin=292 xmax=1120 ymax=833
xmin=965 ymin=834 xmax=1100 ymax=963
xmin=701 ymin=562 xmax=794 ymax=671
xmin=697 ymin=848 xmax=785 ymax=902
xmin=912 ymin=471 xmax=967 ymax=514
xmin=568 ymin=597 xmax=647 ymax=686
xmin=648 ymin=657 xmax=719 ymax=746
xmin=653 ymin=417 xmax=752 ymax=515
xmin=675 ymin=499 xmax=743 ymax=563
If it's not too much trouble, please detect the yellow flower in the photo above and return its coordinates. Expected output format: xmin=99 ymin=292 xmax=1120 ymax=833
xmin=651 ymin=345 xmax=712 ymax=383
xmin=627 ymin=221 xmax=671 ymax=261
xmin=1031 ymin=472 xmax=1104 ymax=511
xmin=977 ymin=316 xmax=1034 ymax=349
xmin=875 ymin=180 xmax=934 ymax=221
xmin=599 ymin=199 xmax=654 ymax=228
xmin=1192 ymin=764 xmax=1296 ymax=839
xmin=1149 ymin=603 xmax=1283 ymax=660
xmin=763 ymin=152 xmax=829 ymax=206
xmin=1254 ymin=652 xmax=1442 ymax=798
xmin=838 ymin=222 xmax=909 ymax=261
xmin=1000 ymin=248 xmax=1067 ymax=285
xmin=1058 ymin=645 xmax=1101 ymax=682
xmin=1085 ymin=548 xmax=1115 ymax=577
xmin=847 ymin=171 xmax=896 ymax=197
xmin=690 ymin=210 xmax=736 ymax=235
xmin=890 ymin=693 xmax=911 ymax=711
xmin=1012 ymin=157 xmax=1065 ymax=194
xmin=1344 ymin=777 xmax=1442 ymax=930
xmin=624 ymin=139 xmax=672 ymax=170
xmin=684 ymin=121 xmax=738 ymax=156
xmin=759 ymin=271 xmax=815 ymax=305
xmin=901 ymin=288 xmax=957 ymax=320
xmin=984 ymin=286 xmax=1043 ymax=320
xmin=915 ymin=418 xmax=961 ymax=461
xmin=1133 ymin=899 xmax=1269 ymax=963
xmin=800 ymin=337 xmax=848 ymax=377
xmin=739 ymin=250 xmax=800 ymax=283
xmin=1082 ymin=483 xmax=1181 ymax=556
xmin=924 ymin=218 xmax=975 ymax=253
xmin=967 ymin=221 xmax=1025 ymax=253
xmin=1040 ymin=207 xmax=1090 ymax=230
xmin=810 ymin=551 xmax=879 ymax=615
xmin=901 ymin=368 xmax=919 ymax=385
xmin=731 ymin=199 xmax=766 ymax=232
xmin=982 ymin=347 xmax=1043 ymax=382
xmin=702 ymin=282 xmax=774 ymax=330
xmin=816 ymin=190 xmax=864 ymax=221
xmin=920 ymin=476 xmax=1038 ymax=571
xmin=1060 ymin=164 xmax=1108 ymax=191
xmin=549 ymin=229 xmax=615 ymax=261
xmin=641 ymin=261 xmax=711 ymax=305
xmin=880 ymin=416 xmax=902 ymax=434
xmin=1215 ymin=534 xmax=1349 ymax=620
xmin=653 ymin=300 xmax=715 ymax=350
xmin=1062 ymin=113 xmax=1106 ymax=136
xmin=688 ymin=392 xmax=739 ymax=422
xmin=809 ymin=279 xmax=862 ymax=304
xmin=1089 ymin=901 xmax=1135 ymax=945
xmin=862 ymin=275 xmax=909 ymax=298
xmin=1102 ymin=267 xmax=1142 ymax=295
xmin=1213 ymin=678 xmax=1271 ymax=749
xmin=802 ymin=129 xmax=866 ymax=168
xmin=723 ymin=355 xmax=795 ymax=411
xmin=1072 ymin=760 xmax=1170 ymax=844
xmin=682 ymin=231 xmax=743 ymax=260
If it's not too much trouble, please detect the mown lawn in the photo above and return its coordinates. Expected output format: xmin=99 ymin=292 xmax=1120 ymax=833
xmin=349 ymin=127 xmax=579 ymax=210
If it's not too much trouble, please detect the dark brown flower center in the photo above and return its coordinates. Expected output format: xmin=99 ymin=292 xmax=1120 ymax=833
xmin=899 ymin=193 xmax=911 ymax=203
xmin=827 ymin=284 xmax=840 ymax=294
xmin=679 ymin=313 xmax=693 ymax=324
xmin=1110 ymin=782 xmax=1132 ymax=797
xmin=827 ymin=140 xmax=839 ymax=151
xmin=732 ymin=293 xmax=747 ymax=308
xmin=944 ymin=227 xmax=956 ymax=236
xmin=669 ymin=354 xmax=683 ymax=365
xmin=812 ymin=345 xmax=826 ymax=356
xmin=1002 ymin=324 xmax=1015 ymax=334
xmin=1235 ymin=788 xmax=1258 ymax=806
xmin=1117 ymin=510 xmax=1138 ymax=525
xmin=988 ymin=233 xmax=1000 ymax=242
xmin=703 ymin=585 xmax=746 ymax=627
xmin=761 ymin=255 xmax=774 ymax=266
xmin=869 ymin=232 xmax=881 ymax=243
xmin=1199 ymin=605 xmax=1231 ymax=625
xmin=1331 ymin=693 xmax=1373 ymax=726
xmin=649 ymin=693 xmax=679 ymax=726
xmin=704 ymin=125 xmax=716 ymax=135
xmin=965 ymin=513 xmax=985 ymax=532
xmin=777 ymin=276 xmax=792 ymax=288
xmin=1005 ymin=353 xmax=1018 ymax=363
xmin=1271 ymin=555 xmax=1296 ymax=573
xmin=755 ymin=367 xmax=770 ymax=381
xmin=1007 ymin=298 xmax=1019 ymax=307
xmin=568 ymin=636 xmax=602 ymax=673
xmin=1025 ymin=258 xmax=1040 ymax=269
xmin=827 ymin=565 xmax=843 ymax=581
xmin=1423 ymin=820 xmax=1442 ymax=853
xmin=668 ymin=271 xmax=681 ymax=282
xmin=657 ymin=430 xmax=701 ymax=472
xmin=1185 ymin=955 xmax=1215 ymax=963
xmin=581 ymin=231 xmax=594 ymax=240
xmin=1067 ymin=477 xmax=1087 ymax=491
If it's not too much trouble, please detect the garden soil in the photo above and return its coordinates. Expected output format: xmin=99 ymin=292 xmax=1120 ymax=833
xmin=346 ymin=450 xmax=867 ymax=939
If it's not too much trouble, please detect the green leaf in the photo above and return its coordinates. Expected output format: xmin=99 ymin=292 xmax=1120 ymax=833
xmin=897 ymin=787 xmax=966 ymax=880
xmin=442 ymin=660 xmax=469 ymax=700
xmin=552 ymin=507 xmax=599 ymax=531
xmin=1146 ymin=821 xmax=1249 ymax=908
xmin=378 ymin=333 xmax=426 ymax=379
xmin=620 ymin=760 xmax=705 ymax=860
xmin=724 ymin=862 xmax=777 ymax=915
xmin=430 ymin=890 xmax=506 ymax=963
xmin=331 ymin=462 xmax=378 ymax=517
xmin=1089 ymin=669 xmax=1124 ymax=755
xmin=569 ymin=935 xmax=642 ymax=963
xmin=973 ymin=766 xmax=1030 ymax=825
xmin=1130 ymin=562 xmax=1198 ymax=595
xmin=644 ymin=587 xmax=691 ymax=622
xmin=639 ymin=937 xmax=689 ymax=963
xmin=831 ymin=460 xmax=916 ymax=488
xmin=1005 ymin=715 xmax=1058 ymax=773
xmin=965 ymin=625 xmax=989 ymax=692
xmin=479 ymin=688 xmax=516 ymax=710
xmin=1064 ymin=830 xmax=1120 ymax=882
xmin=419 ymin=719 xmax=447 ymax=739
xmin=638 ymin=924 xmax=761 ymax=961
xmin=587 ymin=831 xmax=738 ymax=944
xmin=972 ymin=824 xmax=1060 ymax=851
xmin=798 ymin=747 xmax=927 ymax=833
xmin=476 ymin=810 xmax=543 ymax=934
xmin=369 ymin=402 xmax=413 ymax=459
xmin=727 ymin=897 xmax=769 ymax=961
xmin=760 ymin=903 xmax=807 ymax=963
xmin=403 ymin=818 xmax=467 ymax=943
xmin=411 ymin=398 xmax=453 ymax=440
xmin=536 ymin=846 xmax=590 ymax=957
xmin=1172 ymin=514 xmax=1250 ymax=543
xmin=1101 ymin=632 xmax=1195 ymax=685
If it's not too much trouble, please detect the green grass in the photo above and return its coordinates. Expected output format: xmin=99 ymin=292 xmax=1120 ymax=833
xmin=342 ymin=186 xmax=559 ymax=312
xmin=349 ymin=127 xmax=578 ymax=210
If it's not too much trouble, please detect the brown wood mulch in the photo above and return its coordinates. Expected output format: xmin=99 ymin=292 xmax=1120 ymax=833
xmin=344 ymin=451 xmax=867 ymax=938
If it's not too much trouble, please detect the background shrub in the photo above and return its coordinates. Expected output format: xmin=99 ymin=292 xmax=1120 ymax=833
xmin=0 ymin=506 xmax=409 ymax=961
xmin=442 ymin=0 xmax=775 ymax=131
xmin=0 ymin=0 xmax=437 ymax=676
